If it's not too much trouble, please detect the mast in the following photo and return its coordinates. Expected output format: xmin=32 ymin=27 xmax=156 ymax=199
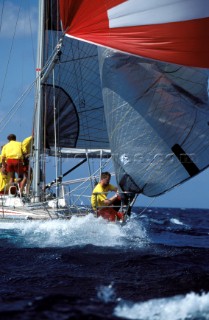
xmin=33 ymin=0 xmax=45 ymax=201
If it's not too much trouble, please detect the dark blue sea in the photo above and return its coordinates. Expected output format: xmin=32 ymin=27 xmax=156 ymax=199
xmin=1 ymin=207 xmax=209 ymax=320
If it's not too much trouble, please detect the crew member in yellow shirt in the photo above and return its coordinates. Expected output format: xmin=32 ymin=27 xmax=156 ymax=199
xmin=21 ymin=135 xmax=33 ymax=194
xmin=91 ymin=172 xmax=124 ymax=222
xmin=1 ymin=134 xmax=27 ymax=193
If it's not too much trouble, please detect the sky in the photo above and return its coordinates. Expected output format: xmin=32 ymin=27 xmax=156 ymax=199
xmin=0 ymin=0 xmax=209 ymax=209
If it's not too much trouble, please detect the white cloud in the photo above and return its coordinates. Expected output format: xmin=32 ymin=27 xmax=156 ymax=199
xmin=0 ymin=1 xmax=37 ymax=38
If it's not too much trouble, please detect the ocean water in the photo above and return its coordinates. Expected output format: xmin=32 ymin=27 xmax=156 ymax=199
xmin=0 ymin=207 xmax=209 ymax=319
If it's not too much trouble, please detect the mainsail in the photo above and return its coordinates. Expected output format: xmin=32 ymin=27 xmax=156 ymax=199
xmin=41 ymin=11 xmax=109 ymax=151
xmin=33 ymin=0 xmax=110 ymax=197
xmin=34 ymin=0 xmax=209 ymax=198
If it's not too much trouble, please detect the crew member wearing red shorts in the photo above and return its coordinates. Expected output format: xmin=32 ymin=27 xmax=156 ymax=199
xmin=91 ymin=172 xmax=124 ymax=222
xmin=1 ymin=134 xmax=27 ymax=192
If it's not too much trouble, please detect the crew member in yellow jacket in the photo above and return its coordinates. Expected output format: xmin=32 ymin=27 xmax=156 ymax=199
xmin=21 ymin=135 xmax=33 ymax=194
xmin=91 ymin=172 xmax=124 ymax=222
xmin=22 ymin=136 xmax=33 ymax=156
xmin=1 ymin=134 xmax=27 ymax=194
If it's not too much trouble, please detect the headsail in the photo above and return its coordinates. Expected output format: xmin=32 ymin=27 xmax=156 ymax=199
xmin=59 ymin=0 xmax=209 ymax=68
xmin=98 ymin=48 xmax=209 ymax=196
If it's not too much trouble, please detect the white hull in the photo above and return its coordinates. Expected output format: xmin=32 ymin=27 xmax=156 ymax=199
xmin=0 ymin=195 xmax=128 ymax=224
xmin=0 ymin=195 xmax=91 ymax=221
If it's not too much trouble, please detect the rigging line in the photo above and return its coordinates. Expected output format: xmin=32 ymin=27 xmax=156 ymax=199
xmin=0 ymin=0 xmax=22 ymax=104
xmin=70 ymin=183 xmax=93 ymax=207
xmin=0 ymin=0 xmax=5 ymax=33
xmin=52 ymin=1 xmax=63 ymax=183
xmin=47 ymin=0 xmax=62 ymax=195
xmin=0 ymin=41 xmax=59 ymax=131
xmin=137 ymin=197 xmax=157 ymax=216
xmin=68 ymin=157 xmax=112 ymax=195
xmin=0 ymin=79 xmax=36 ymax=132
xmin=52 ymin=68 xmax=59 ymax=198
xmin=86 ymin=150 xmax=94 ymax=191
xmin=0 ymin=76 xmax=36 ymax=123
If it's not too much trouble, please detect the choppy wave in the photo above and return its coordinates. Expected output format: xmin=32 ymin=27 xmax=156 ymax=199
xmin=0 ymin=207 xmax=209 ymax=319
xmin=0 ymin=213 xmax=147 ymax=248
xmin=114 ymin=291 xmax=209 ymax=320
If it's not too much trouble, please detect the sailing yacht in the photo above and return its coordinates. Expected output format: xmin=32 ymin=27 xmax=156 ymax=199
xmin=0 ymin=0 xmax=209 ymax=220
xmin=0 ymin=0 xmax=128 ymax=220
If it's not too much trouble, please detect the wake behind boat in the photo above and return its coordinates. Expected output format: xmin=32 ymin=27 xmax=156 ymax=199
xmin=0 ymin=0 xmax=209 ymax=221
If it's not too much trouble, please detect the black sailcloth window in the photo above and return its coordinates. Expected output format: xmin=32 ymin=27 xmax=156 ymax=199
xmin=44 ymin=84 xmax=79 ymax=149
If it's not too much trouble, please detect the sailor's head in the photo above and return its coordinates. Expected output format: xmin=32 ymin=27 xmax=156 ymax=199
xmin=7 ymin=134 xmax=16 ymax=141
xmin=100 ymin=172 xmax=111 ymax=186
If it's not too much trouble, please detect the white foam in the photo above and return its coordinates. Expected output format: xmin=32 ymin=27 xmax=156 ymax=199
xmin=170 ymin=218 xmax=184 ymax=225
xmin=0 ymin=214 xmax=147 ymax=248
xmin=114 ymin=292 xmax=209 ymax=320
